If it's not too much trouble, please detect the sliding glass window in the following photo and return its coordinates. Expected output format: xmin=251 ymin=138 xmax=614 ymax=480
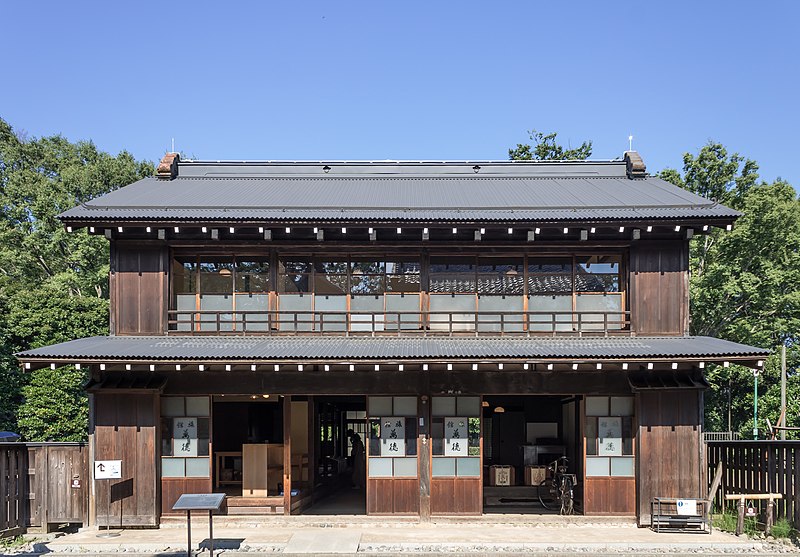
xmin=172 ymin=256 xmax=270 ymax=332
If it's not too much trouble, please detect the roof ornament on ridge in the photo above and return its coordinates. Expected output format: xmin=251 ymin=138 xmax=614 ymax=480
xmin=624 ymin=151 xmax=646 ymax=179
xmin=157 ymin=153 xmax=180 ymax=180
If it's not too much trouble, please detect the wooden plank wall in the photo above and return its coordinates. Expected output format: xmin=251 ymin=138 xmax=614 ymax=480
xmin=584 ymin=477 xmax=635 ymax=515
xmin=367 ymin=478 xmax=419 ymax=515
xmin=707 ymin=441 xmax=800 ymax=527
xmin=430 ymin=478 xmax=481 ymax=515
xmin=629 ymin=240 xmax=689 ymax=335
xmin=0 ymin=445 xmax=26 ymax=536
xmin=94 ymin=393 xmax=159 ymax=526
xmin=636 ymin=390 xmax=704 ymax=524
xmin=113 ymin=243 xmax=168 ymax=335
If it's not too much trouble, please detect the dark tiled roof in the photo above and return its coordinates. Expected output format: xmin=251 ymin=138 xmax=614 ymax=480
xmin=59 ymin=160 xmax=738 ymax=224
xmin=17 ymin=335 xmax=768 ymax=361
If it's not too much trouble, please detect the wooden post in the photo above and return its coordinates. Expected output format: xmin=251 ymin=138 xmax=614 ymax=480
xmin=307 ymin=396 xmax=315 ymax=503
xmin=283 ymin=395 xmax=292 ymax=516
xmin=766 ymin=498 xmax=774 ymax=536
xmin=736 ymin=497 xmax=745 ymax=536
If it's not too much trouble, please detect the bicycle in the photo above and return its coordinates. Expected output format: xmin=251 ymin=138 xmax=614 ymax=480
xmin=537 ymin=456 xmax=577 ymax=514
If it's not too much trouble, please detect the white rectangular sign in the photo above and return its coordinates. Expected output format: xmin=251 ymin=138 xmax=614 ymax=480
xmin=444 ymin=417 xmax=468 ymax=456
xmin=676 ymin=499 xmax=698 ymax=516
xmin=173 ymin=417 xmax=198 ymax=457
xmin=94 ymin=460 xmax=122 ymax=480
xmin=380 ymin=417 xmax=406 ymax=456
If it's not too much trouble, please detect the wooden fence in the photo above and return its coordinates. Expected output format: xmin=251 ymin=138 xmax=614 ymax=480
xmin=0 ymin=444 xmax=26 ymax=536
xmin=707 ymin=440 xmax=800 ymax=526
xmin=0 ymin=443 xmax=88 ymax=537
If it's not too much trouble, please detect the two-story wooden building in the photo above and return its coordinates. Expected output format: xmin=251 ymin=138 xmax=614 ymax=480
xmin=17 ymin=152 xmax=768 ymax=527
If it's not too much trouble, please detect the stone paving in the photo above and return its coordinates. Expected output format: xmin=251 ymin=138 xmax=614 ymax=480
xmin=9 ymin=515 xmax=799 ymax=556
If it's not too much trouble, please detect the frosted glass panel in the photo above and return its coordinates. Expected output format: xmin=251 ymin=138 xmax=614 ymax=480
xmin=200 ymin=294 xmax=233 ymax=331
xmin=161 ymin=458 xmax=185 ymax=478
xmin=368 ymin=397 xmax=392 ymax=416
xmin=185 ymin=458 xmax=210 ymax=477
xmin=610 ymin=397 xmax=634 ymax=417
xmin=393 ymin=397 xmax=418 ymax=416
xmin=432 ymin=397 xmax=456 ymax=417
xmin=432 ymin=458 xmax=456 ymax=477
xmin=477 ymin=296 xmax=524 ymax=332
xmin=586 ymin=457 xmax=610 ymax=477
xmin=176 ymin=294 xmax=195 ymax=331
xmin=586 ymin=397 xmax=609 ymax=416
xmin=368 ymin=457 xmax=393 ymax=477
xmin=528 ymin=295 xmax=573 ymax=332
xmin=456 ymin=397 xmax=481 ymax=417
xmin=611 ymin=457 xmax=635 ymax=477
xmin=386 ymin=294 xmax=421 ymax=330
xmin=185 ymin=397 xmax=210 ymax=417
xmin=161 ymin=397 xmax=184 ymax=417
xmin=576 ymin=293 xmax=623 ymax=331
xmin=456 ymin=457 xmax=481 ymax=477
xmin=235 ymin=293 xmax=270 ymax=331
xmin=278 ymin=294 xmax=313 ymax=331
xmin=430 ymin=295 xmax=476 ymax=331
xmin=393 ymin=457 xmax=418 ymax=477
xmin=315 ymin=295 xmax=347 ymax=332
xmin=351 ymin=296 xmax=384 ymax=332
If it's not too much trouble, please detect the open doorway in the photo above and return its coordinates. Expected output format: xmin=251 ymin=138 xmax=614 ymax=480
xmin=303 ymin=395 xmax=367 ymax=515
xmin=211 ymin=395 xmax=285 ymax=512
xmin=482 ymin=395 xmax=582 ymax=514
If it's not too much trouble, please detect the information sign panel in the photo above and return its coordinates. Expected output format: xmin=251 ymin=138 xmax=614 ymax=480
xmin=94 ymin=460 xmax=122 ymax=480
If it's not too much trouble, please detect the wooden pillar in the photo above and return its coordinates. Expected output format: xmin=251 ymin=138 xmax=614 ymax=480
xmin=307 ymin=396 xmax=315 ymax=501
xmin=283 ymin=396 xmax=292 ymax=515
xmin=419 ymin=436 xmax=430 ymax=521
xmin=419 ymin=394 xmax=431 ymax=522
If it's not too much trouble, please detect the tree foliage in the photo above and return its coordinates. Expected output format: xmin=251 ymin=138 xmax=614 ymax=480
xmin=509 ymin=130 xmax=592 ymax=161
xmin=0 ymin=117 xmax=154 ymax=440
xmin=661 ymin=143 xmax=800 ymax=437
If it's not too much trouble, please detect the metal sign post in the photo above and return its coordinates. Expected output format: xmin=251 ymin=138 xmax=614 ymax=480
xmin=94 ymin=460 xmax=122 ymax=538
xmin=172 ymin=493 xmax=226 ymax=557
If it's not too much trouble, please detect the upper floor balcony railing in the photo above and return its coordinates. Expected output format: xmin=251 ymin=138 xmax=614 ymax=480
xmin=166 ymin=309 xmax=631 ymax=337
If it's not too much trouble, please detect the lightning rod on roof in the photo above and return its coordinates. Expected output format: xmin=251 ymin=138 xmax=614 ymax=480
xmin=171 ymin=137 xmax=175 ymax=153
xmin=628 ymin=134 xmax=633 ymax=151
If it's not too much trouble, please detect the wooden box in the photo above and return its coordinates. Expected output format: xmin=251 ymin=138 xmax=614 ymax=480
xmin=524 ymin=465 xmax=547 ymax=485
xmin=489 ymin=465 xmax=515 ymax=486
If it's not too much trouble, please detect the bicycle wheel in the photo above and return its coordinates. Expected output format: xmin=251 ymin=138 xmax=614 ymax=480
xmin=559 ymin=477 xmax=574 ymax=515
xmin=538 ymin=479 xmax=556 ymax=511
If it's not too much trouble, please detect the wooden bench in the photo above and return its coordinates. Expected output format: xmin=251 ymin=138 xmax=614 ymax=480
xmin=651 ymin=497 xmax=711 ymax=533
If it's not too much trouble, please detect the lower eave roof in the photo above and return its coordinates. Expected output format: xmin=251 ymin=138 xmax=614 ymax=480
xmin=16 ymin=335 xmax=768 ymax=363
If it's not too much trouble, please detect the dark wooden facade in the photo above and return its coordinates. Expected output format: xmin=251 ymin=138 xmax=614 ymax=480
xmin=18 ymin=158 xmax=767 ymax=526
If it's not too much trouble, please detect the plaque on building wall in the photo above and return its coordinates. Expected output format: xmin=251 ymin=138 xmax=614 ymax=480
xmin=173 ymin=417 xmax=198 ymax=457
xmin=597 ymin=416 xmax=622 ymax=456
xmin=444 ymin=417 xmax=468 ymax=456
xmin=380 ymin=417 xmax=405 ymax=456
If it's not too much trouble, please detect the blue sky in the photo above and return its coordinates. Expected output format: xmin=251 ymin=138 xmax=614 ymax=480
xmin=2 ymin=1 xmax=798 ymax=185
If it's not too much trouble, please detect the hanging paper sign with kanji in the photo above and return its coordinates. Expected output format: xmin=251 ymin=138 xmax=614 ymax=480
xmin=445 ymin=417 xmax=468 ymax=456
xmin=173 ymin=417 xmax=198 ymax=457
xmin=380 ymin=417 xmax=405 ymax=456
xmin=597 ymin=416 xmax=622 ymax=456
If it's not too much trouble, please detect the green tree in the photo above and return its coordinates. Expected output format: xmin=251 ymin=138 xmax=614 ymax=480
xmin=0 ymin=117 xmax=154 ymax=440
xmin=509 ymin=130 xmax=592 ymax=161
xmin=661 ymin=143 xmax=800 ymax=437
